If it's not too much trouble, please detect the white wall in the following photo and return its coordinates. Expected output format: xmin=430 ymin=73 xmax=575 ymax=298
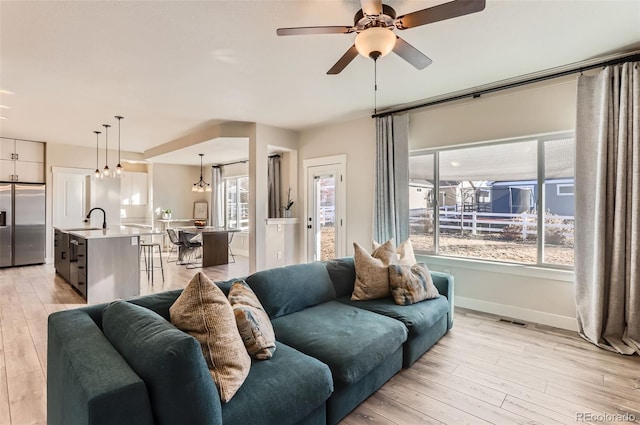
xmin=221 ymin=162 xmax=248 ymax=178
xmin=299 ymin=116 xmax=376 ymax=254
xmin=409 ymin=76 xmax=577 ymax=149
xmin=248 ymin=124 xmax=299 ymax=272
xmin=150 ymin=163 xmax=206 ymax=221
xmin=278 ymin=150 xmax=298 ymax=218
xmin=299 ymin=77 xmax=580 ymax=330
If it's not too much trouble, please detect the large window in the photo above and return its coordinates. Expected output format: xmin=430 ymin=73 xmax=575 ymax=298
xmin=225 ymin=176 xmax=249 ymax=230
xmin=409 ymin=133 xmax=575 ymax=267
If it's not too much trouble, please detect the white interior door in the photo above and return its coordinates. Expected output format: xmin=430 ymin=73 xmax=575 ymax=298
xmin=53 ymin=169 xmax=90 ymax=228
xmin=305 ymin=157 xmax=346 ymax=262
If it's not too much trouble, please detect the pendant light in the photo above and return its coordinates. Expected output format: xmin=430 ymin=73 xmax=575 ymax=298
xmin=93 ymin=130 xmax=101 ymax=179
xmin=114 ymin=115 xmax=124 ymax=177
xmin=102 ymin=124 xmax=111 ymax=177
xmin=192 ymin=153 xmax=212 ymax=192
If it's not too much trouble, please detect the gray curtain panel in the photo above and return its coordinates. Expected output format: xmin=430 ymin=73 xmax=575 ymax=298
xmin=210 ymin=166 xmax=224 ymax=227
xmin=268 ymin=155 xmax=281 ymax=218
xmin=575 ymin=62 xmax=639 ymax=355
xmin=373 ymin=113 xmax=410 ymax=244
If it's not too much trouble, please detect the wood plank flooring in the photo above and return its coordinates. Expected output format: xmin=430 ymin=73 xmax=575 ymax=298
xmin=1 ymin=257 xmax=639 ymax=425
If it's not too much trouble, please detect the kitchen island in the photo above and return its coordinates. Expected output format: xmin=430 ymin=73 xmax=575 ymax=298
xmin=54 ymin=226 xmax=162 ymax=304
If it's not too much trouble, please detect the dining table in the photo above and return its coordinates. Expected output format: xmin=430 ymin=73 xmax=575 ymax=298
xmin=177 ymin=226 xmax=240 ymax=267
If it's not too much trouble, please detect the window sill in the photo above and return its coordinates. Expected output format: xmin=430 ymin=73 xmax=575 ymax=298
xmin=417 ymin=254 xmax=575 ymax=282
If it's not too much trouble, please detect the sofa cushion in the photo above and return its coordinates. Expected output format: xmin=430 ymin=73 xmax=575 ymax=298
xmin=102 ymin=301 xmax=222 ymax=425
xmin=170 ymin=272 xmax=251 ymax=403
xmin=222 ymin=342 xmax=333 ymax=425
xmin=373 ymin=238 xmax=417 ymax=266
xmin=325 ymin=257 xmax=356 ymax=298
xmin=351 ymin=240 xmax=397 ymax=301
xmin=228 ymin=280 xmax=276 ymax=360
xmin=336 ymin=295 xmax=449 ymax=337
xmin=48 ymin=309 xmax=155 ymax=425
xmin=215 ymin=276 xmax=241 ymax=296
xmin=246 ymin=262 xmax=336 ymax=319
xmin=271 ymin=301 xmax=407 ymax=386
xmin=389 ymin=262 xmax=440 ymax=305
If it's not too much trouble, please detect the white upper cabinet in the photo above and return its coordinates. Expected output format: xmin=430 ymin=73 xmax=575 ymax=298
xmin=15 ymin=140 xmax=45 ymax=163
xmin=0 ymin=138 xmax=14 ymax=161
xmin=0 ymin=138 xmax=45 ymax=183
xmin=0 ymin=160 xmax=14 ymax=181
xmin=120 ymin=172 xmax=148 ymax=205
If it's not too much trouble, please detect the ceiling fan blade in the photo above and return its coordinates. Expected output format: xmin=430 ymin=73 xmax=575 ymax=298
xmin=360 ymin=0 xmax=383 ymax=16
xmin=393 ymin=36 xmax=433 ymax=70
xmin=396 ymin=0 xmax=486 ymax=29
xmin=277 ymin=26 xmax=353 ymax=36
xmin=327 ymin=45 xmax=359 ymax=75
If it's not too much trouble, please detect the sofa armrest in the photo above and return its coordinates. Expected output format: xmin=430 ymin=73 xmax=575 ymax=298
xmin=47 ymin=310 xmax=155 ymax=425
xmin=429 ymin=271 xmax=455 ymax=329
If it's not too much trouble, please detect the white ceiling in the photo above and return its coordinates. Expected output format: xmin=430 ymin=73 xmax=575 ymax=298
xmin=1 ymin=0 xmax=639 ymax=160
xmin=146 ymin=137 xmax=249 ymax=165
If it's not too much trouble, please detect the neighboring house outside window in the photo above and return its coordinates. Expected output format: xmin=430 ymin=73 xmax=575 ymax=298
xmin=225 ymin=176 xmax=249 ymax=230
xmin=409 ymin=133 xmax=575 ymax=268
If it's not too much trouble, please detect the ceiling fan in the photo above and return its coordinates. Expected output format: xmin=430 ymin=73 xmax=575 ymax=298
xmin=277 ymin=0 xmax=486 ymax=74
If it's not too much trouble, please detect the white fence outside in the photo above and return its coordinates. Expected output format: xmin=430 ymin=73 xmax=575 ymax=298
xmin=436 ymin=211 xmax=574 ymax=240
xmin=320 ymin=205 xmax=335 ymax=225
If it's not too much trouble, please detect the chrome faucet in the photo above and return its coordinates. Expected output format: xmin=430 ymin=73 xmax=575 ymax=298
xmin=85 ymin=207 xmax=107 ymax=229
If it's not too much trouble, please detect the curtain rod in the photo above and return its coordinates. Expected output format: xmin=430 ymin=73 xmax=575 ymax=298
xmin=212 ymin=160 xmax=247 ymax=167
xmin=373 ymin=52 xmax=640 ymax=119
xmin=212 ymin=154 xmax=280 ymax=168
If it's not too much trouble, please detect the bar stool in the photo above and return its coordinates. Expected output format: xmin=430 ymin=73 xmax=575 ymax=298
xmin=228 ymin=231 xmax=236 ymax=263
xmin=140 ymin=240 xmax=164 ymax=284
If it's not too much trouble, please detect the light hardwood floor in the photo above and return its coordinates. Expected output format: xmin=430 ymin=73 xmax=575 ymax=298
xmin=1 ymin=257 xmax=639 ymax=425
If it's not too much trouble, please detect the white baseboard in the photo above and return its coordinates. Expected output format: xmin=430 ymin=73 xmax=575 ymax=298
xmin=456 ymin=296 xmax=578 ymax=331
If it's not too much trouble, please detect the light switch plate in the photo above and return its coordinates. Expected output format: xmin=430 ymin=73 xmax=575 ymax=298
xmin=131 ymin=236 xmax=138 ymax=246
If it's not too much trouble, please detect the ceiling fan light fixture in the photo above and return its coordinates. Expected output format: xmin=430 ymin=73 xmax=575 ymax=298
xmin=355 ymin=27 xmax=396 ymax=59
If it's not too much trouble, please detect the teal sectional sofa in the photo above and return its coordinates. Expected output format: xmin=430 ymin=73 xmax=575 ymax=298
xmin=47 ymin=257 xmax=453 ymax=425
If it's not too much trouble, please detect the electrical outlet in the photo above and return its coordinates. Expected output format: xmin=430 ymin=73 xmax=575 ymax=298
xmin=131 ymin=236 xmax=138 ymax=246
xmin=443 ymin=269 xmax=450 ymax=274
xmin=277 ymin=251 xmax=282 ymax=260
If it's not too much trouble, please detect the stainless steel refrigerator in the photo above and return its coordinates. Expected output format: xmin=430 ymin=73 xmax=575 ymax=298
xmin=0 ymin=183 xmax=46 ymax=267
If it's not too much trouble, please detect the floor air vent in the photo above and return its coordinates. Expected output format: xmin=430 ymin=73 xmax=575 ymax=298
xmin=499 ymin=318 xmax=528 ymax=327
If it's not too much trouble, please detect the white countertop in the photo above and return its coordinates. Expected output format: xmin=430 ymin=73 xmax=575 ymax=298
xmin=56 ymin=226 xmax=164 ymax=239
xmin=265 ymin=218 xmax=300 ymax=225
xmin=177 ymin=226 xmax=241 ymax=233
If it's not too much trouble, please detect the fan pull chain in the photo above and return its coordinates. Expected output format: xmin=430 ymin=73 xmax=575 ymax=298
xmin=374 ymin=57 xmax=378 ymax=115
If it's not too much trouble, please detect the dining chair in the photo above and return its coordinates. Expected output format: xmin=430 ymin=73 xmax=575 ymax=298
xmin=178 ymin=231 xmax=202 ymax=269
xmin=166 ymin=228 xmax=183 ymax=263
